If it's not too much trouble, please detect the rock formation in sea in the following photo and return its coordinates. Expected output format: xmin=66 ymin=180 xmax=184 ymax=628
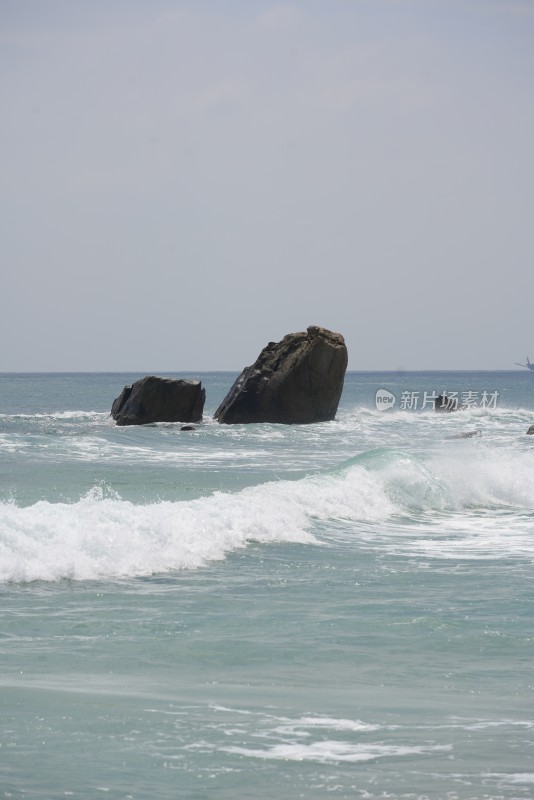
xmin=527 ymin=424 xmax=534 ymax=435
xmin=111 ymin=376 xmax=205 ymax=426
xmin=445 ymin=430 xmax=482 ymax=439
xmin=214 ymin=325 xmax=348 ymax=424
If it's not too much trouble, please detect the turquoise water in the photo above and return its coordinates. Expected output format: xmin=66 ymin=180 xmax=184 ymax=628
xmin=1 ymin=372 xmax=534 ymax=799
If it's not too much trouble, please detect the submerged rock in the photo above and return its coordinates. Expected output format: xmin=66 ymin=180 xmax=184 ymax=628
xmin=111 ymin=376 xmax=205 ymax=426
xmin=527 ymin=425 xmax=534 ymax=435
xmin=445 ymin=430 xmax=482 ymax=440
xmin=214 ymin=325 xmax=348 ymax=424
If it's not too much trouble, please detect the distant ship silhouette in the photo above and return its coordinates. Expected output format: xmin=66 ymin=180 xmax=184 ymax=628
xmin=515 ymin=357 xmax=534 ymax=371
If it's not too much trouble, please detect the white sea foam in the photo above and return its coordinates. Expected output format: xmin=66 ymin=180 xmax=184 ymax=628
xmin=0 ymin=452 xmax=402 ymax=582
xmin=0 ymin=410 xmax=107 ymax=420
xmin=354 ymin=448 xmax=534 ymax=560
xmin=482 ymin=772 xmax=534 ymax=787
xmin=280 ymin=715 xmax=381 ymax=733
xmin=222 ymin=740 xmax=451 ymax=763
xmin=461 ymin=719 xmax=534 ymax=731
xmin=501 ymin=773 xmax=534 ymax=784
xmin=209 ymin=706 xmax=385 ymax=734
xmin=428 ymin=448 xmax=534 ymax=511
xmin=0 ymin=433 xmax=29 ymax=453
xmin=361 ymin=447 xmax=534 ymax=514
xmin=0 ymin=482 xmax=315 ymax=583
xmin=2 ymin=454 xmax=402 ymax=582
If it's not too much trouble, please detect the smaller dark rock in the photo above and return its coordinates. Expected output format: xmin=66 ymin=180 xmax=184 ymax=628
xmin=111 ymin=376 xmax=205 ymax=426
xmin=180 ymin=425 xmax=196 ymax=431
xmin=435 ymin=394 xmax=458 ymax=412
xmin=527 ymin=425 xmax=534 ymax=435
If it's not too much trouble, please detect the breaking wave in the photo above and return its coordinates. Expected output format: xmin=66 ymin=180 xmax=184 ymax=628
xmin=2 ymin=446 xmax=534 ymax=583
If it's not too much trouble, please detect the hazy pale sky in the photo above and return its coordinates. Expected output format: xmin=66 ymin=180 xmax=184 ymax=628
xmin=1 ymin=0 xmax=533 ymax=371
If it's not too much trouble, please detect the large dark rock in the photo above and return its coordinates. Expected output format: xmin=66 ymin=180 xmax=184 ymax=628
xmin=214 ymin=325 xmax=348 ymax=424
xmin=111 ymin=376 xmax=205 ymax=426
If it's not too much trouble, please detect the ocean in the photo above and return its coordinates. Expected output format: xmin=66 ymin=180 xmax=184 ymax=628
xmin=1 ymin=370 xmax=533 ymax=799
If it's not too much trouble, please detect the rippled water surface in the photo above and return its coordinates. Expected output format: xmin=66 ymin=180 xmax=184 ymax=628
xmin=1 ymin=371 xmax=533 ymax=799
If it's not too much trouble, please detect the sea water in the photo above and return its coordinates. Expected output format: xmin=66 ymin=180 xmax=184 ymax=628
xmin=1 ymin=371 xmax=533 ymax=799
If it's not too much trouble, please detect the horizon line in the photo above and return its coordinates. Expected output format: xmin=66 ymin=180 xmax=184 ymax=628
xmin=0 ymin=369 xmax=530 ymax=375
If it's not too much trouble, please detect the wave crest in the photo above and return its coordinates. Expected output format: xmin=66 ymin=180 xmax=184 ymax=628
xmin=2 ymin=446 xmax=534 ymax=583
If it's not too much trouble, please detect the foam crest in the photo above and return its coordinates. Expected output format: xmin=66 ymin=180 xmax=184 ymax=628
xmin=0 ymin=482 xmax=316 ymax=583
xmin=273 ymin=715 xmax=381 ymax=736
xmin=286 ymin=715 xmax=380 ymax=732
xmin=0 ymin=410 xmax=107 ymax=420
xmin=345 ymin=447 xmax=534 ymax=514
xmin=429 ymin=448 xmax=534 ymax=510
xmin=355 ymin=448 xmax=534 ymax=560
xmin=503 ymin=774 xmax=534 ymax=784
xmin=0 ymin=459 xmax=401 ymax=583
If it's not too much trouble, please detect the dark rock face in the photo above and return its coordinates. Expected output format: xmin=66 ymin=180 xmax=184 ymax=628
xmin=527 ymin=425 xmax=534 ymax=435
xmin=214 ymin=326 xmax=348 ymax=424
xmin=111 ymin=376 xmax=205 ymax=426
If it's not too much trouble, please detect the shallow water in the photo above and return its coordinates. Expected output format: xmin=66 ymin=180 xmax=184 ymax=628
xmin=1 ymin=371 xmax=533 ymax=798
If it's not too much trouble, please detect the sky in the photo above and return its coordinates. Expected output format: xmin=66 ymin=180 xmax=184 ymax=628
xmin=1 ymin=0 xmax=533 ymax=371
